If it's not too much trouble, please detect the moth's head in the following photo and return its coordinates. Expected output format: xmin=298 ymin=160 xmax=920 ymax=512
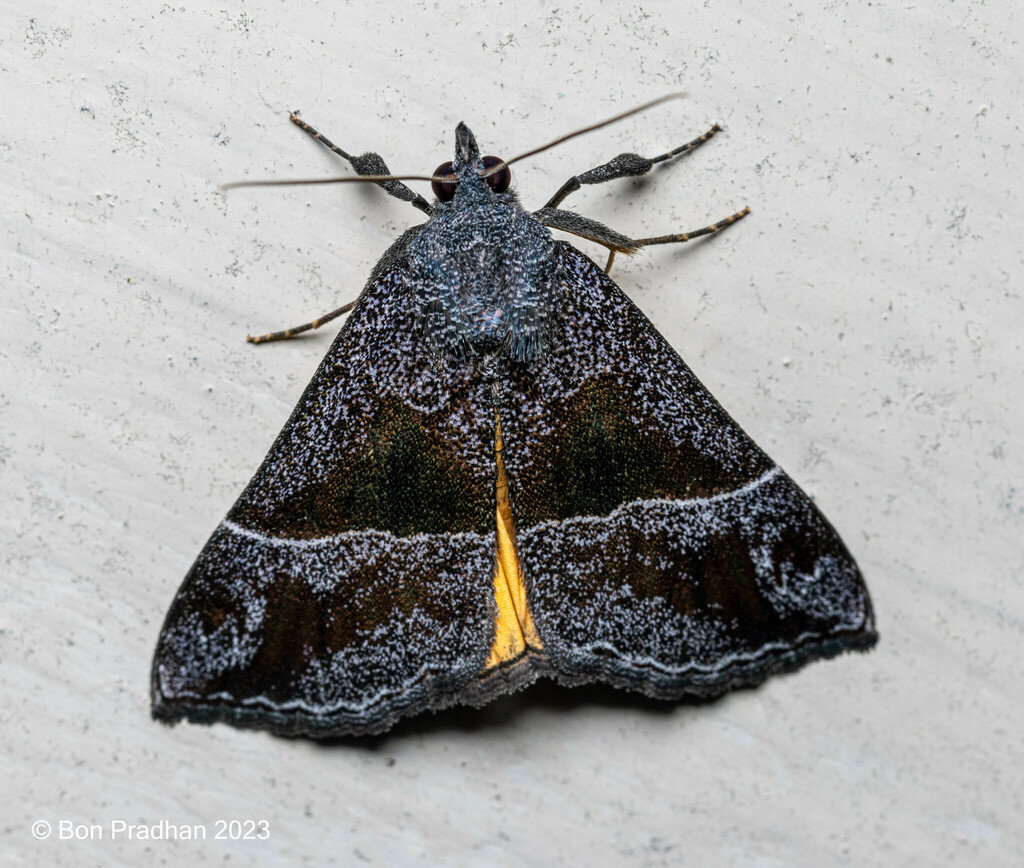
xmin=430 ymin=122 xmax=512 ymax=203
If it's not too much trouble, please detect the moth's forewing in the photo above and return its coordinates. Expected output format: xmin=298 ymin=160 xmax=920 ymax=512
xmin=151 ymin=267 xmax=501 ymax=736
xmin=502 ymin=245 xmax=876 ymax=695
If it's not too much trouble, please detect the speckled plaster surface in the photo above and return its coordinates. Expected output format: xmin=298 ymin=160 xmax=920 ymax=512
xmin=3 ymin=1 xmax=1022 ymax=865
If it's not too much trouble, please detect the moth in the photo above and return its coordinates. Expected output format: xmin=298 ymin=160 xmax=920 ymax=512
xmin=152 ymin=98 xmax=876 ymax=737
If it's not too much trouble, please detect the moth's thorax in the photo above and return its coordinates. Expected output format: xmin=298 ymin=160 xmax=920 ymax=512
xmin=409 ymin=192 xmax=557 ymax=364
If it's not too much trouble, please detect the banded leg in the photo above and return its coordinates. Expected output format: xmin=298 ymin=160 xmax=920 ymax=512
xmin=536 ymin=205 xmax=750 ymax=274
xmin=634 ymin=206 xmax=751 ymax=248
xmin=608 ymin=206 xmax=751 ymax=272
xmin=290 ymin=113 xmax=432 ymax=215
xmin=246 ymin=300 xmax=357 ymax=345
xmin=543 ymin=124 xmax=722 ymax=209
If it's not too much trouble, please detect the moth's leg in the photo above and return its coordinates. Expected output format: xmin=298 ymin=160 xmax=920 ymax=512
xmin=542 ymin=124 xmax=722 ymax=209
xmin=534 ymin=208 xmax=639 ymax=251
xmin=246 ymin=226 xmax=425 ymax=344
xmin=535 ymin=205 xmax=750 ymax=274
xmin=614 ymin=206 xmax=751 ymax=272
xmin=246 ymin=300 xmax=356 ymax=345
xmin=633 ymin=206 xmax=751 ymax=249
xmin=534 ymin=208 xmax=639 ymax=274
xmin=290 ymin=113 xmax=432 ymax=215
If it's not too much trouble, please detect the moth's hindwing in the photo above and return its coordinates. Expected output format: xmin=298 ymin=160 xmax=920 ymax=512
xmin=500 ymin=243 xmax=877 ymax=697
xmin=151 ymin=267 xmax=501 ymax=736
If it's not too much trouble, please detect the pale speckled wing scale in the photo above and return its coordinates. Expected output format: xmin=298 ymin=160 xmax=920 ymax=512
xmin=498 ymin=243 xmax=876 ymax=695
xmin=151 ymin=263 xmax=502 ymax=736
xmin=154 ymin=117 xmax=876 ymax=738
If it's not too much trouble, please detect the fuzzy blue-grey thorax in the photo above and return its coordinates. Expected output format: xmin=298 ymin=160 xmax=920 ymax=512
xmin=408 ymin=123 xmax=557 ymax=365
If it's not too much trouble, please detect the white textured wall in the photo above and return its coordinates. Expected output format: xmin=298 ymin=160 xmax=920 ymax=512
xmin=4 ymin=1 xmax=1022 ymax=865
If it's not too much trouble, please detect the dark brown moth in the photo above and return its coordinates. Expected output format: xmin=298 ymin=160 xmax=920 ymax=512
xmin=152 ymin=99 xmax=876 ymax=737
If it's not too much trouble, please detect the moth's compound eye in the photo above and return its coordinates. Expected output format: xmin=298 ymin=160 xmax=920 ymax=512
xmin=482 ymin=156 xmax=511 ymax=193
xmin=431 ymin=161 xmax=458 ymax=201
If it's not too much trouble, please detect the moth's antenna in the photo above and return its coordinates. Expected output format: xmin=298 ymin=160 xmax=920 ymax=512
xmin=483 ymin=93 xmax=688 ymax=178
xmin=219 ymin=174 xmax=441 ymax=192
xmin=221 ymin=93 xmax=688 ymax=191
